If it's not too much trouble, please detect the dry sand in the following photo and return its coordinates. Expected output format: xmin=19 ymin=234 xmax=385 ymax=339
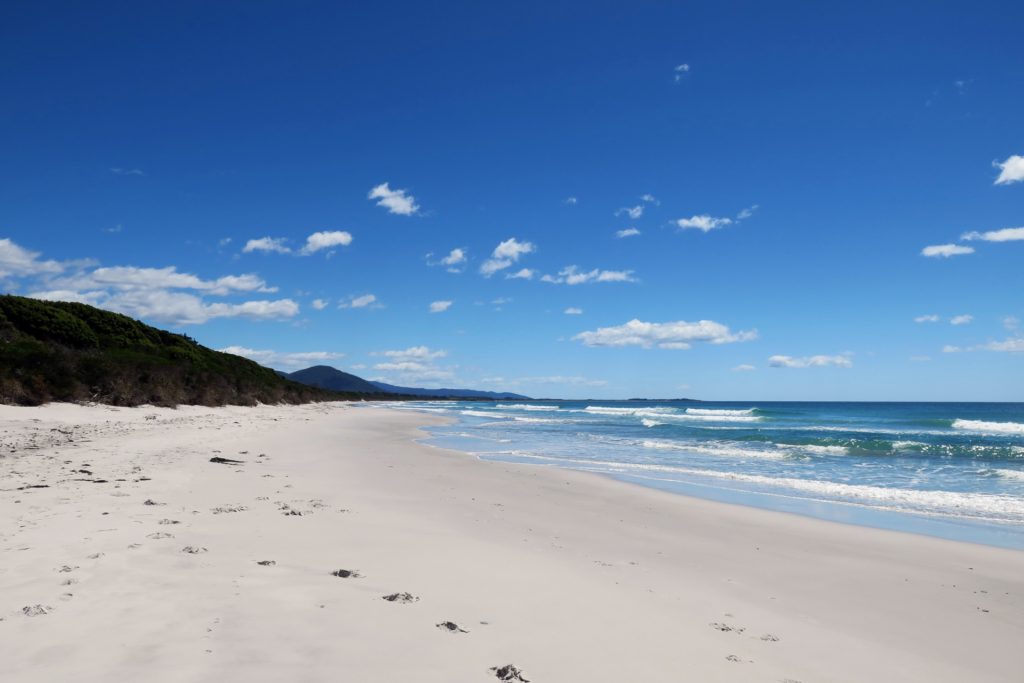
xmin=1 ymin=402 xmax=1022 ymax=682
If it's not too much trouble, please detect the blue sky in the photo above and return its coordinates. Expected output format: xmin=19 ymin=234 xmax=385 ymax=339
xmin=1 ymin=1 xmax=1022 ymax=400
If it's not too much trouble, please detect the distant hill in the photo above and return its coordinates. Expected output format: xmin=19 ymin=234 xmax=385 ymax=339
xmin=0 ymin=295 xmax=345 ymax=407
xmin=280 ymin=364 xmax=529 ymax=400
xmin=369 ymin=380 xmax=529 ymax=400
xmin=287 ymin=365 xmax=384 ymax=394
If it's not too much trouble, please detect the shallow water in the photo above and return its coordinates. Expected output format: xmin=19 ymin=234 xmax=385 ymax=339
xmin=388 ymin=400 xmax=1024 ymax=549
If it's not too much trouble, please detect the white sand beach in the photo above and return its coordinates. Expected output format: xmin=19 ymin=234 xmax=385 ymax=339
xmin=2 ymin=402 xmax=1022 ymax=682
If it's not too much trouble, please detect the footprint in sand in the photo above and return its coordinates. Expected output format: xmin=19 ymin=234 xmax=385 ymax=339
xmin=382 ymin=592 xmax=419 ymax=604
xmin=436 ymin=621 xmax=468 ymax=634
xmin=760 ymin=633 xmax=780 ymax=642
xmin=256 ymin=560 xmax=276 ymax=566
xmin=147 ymin=532 xmax=174 ymax=539
xmin=22 ymin=604 xmax=52 ymax=617
xmin=710 ymin=622 xmax=745 ymax=634
xmin=182 ymin=546 xmax=208 ymax=554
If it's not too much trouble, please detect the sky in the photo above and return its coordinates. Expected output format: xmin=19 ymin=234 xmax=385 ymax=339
xmin=1 ymin=1 xmax=1022 ymax=401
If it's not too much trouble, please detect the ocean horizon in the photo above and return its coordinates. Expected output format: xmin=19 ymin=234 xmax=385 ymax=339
xmin=394 ymin=399 xmax=1024 ymax=549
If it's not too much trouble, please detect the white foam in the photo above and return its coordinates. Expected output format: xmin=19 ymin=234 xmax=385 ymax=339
xmin=583 ymin=406 xmax=678 ymax=415
xmin=685 ymin=408 xmax=757 ymax=416
xmin=498 ymin=404 xmax=554 ymax=411
xmin=641 ymin=419 xmax=665 ymax=428
xmin=952 ymin=419 xmax=1024 ymax=435
xmin=991 ymin=468 xmax=1024 ymax=482
xmin=461 ymin=410 xmax=512 ymax=419
xmin=641 ymin=439 xmax=787 ymax=460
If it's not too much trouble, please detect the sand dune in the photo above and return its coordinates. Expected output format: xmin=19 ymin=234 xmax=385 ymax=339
xmin=1 ymin=402 xmax=1022 ymax=682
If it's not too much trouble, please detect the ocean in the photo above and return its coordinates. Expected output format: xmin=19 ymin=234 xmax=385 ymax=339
xmin=391 ymin=400 xmax=1024 ymax=549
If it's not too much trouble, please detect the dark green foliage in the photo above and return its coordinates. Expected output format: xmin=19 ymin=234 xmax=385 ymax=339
xmin=0 ymin=295 xmax=354 ymax=407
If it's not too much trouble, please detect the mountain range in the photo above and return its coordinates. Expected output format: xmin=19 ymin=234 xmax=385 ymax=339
xmin=279 ymin=365 xmax=530 ymax=400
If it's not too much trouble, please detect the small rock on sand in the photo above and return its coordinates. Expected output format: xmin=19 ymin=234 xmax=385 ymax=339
xmin=436 ymin=621 xmax=468 ymax=633
xmin=330 ymin=569 xmax=360 ymax=578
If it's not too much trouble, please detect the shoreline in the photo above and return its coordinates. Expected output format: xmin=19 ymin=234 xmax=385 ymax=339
xmin=2 ymin=402 xmax=1022 ymax=681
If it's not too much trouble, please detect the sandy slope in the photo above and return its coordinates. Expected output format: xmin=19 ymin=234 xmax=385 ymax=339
xmin=1 ymin=402 xmax=1022 ymax=682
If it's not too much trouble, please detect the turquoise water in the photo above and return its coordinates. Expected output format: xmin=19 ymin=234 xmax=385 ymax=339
xmin=393 ymin=401 xmax=1024 ymax=549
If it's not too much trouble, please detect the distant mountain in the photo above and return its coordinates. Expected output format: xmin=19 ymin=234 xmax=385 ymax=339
xmin=286 ymin=365 xmax=384 ymax=394
xmin=0 ymin=295 xmax=343 ymax=407
xmin=281 ymin=364 xmax=529 ymax=400
xmin=369 ymin=380 xmax=529 ymax=400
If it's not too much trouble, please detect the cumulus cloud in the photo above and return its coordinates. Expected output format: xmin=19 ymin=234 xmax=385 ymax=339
xmin=515 ymin=376 xmax=607 ymax=387
xmin=921 ymin=244 xmax=974 ymax=258
xmin=676 ymin=215 xmax=733 ymax=232
xmin=480 ymin=238 xmax=535 ymax=277
xmin=574 ymin=318 xmax=757 ymax=349
xmin=616 ymin=228 xmax=641 ymax=238
xmin=427 ymin=247 xmax=467 ymax=273
xmin=371 ymin=346 xmax=453 ymax=384
xmin=976 ymin=338 xmax=1024 ymax=352
xmin=368 ymin=182 xmax=419 ymax=215
xmin=950 ymin=314 xmax=973 ymax=326
xmin=311 ymin=298 xmax=329 ymax=310
xmin=768 ymin=354 xmax=853 ymax=368
xmin=299 ymin=230 xmax=353 ymax=255
xmin=564 ymin=307 xmax=583 ymax=315
xmin=541 ymin=266 xmax=636 ymax=285
xmin=506 ymin=268 xmax=535 ymax=280
xmin=915 ymin=314 xmax=940 ymax=323
xmin=243 ymin=237 xmax=291 ymax=254
xmin=616 ymin=205 xmax=644 ymax=220
xmin=732 ymin=364 xmax=756 ymax=371
xmin=338 ymin=294 xmax=379 ymax=309
xmin=994 ymin=155 xmax=1024 ymax=185
xmin=564 ymin=197 xmax=578 ymax=205
xmin=429 ymin=300 xmax=452 ymax=313
xmin=0 ymin=238 xmax=64 ymax=278
xmin=219 ymin=346 xmax=345 ymax=370
xmin=960 ymin=227 xmax=1024 ymax=242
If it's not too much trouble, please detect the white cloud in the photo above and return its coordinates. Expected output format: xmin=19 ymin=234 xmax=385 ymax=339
xmin=506 ymin=268 xmax=535 ymax=280
xmin=338 ymin=294 xmax=379 ymax=309
xmin=371 ymin=346 xmax=453 ymax=384
xmin=0 ymin=238 xmax=63 ymax=278
xmin=960 ymin=227 xmax=1024 ymax=242
xmin=914 ymin=314 xmax=940 ymax=323
xmin=368 ymin=182 xmax=419 ymax=215
xmin=311 ymin=298 xmax=329 ymax=310
xmin=675 ymin=64 xmax=690 ymax=73
xmin=640 ymin=194 xmax=659 ymax=205
xmin=768 ymin=354 xmax=853 ymax=369
xmin=736 ymin=205 xmax=759 ymax=220
xmin=243 ymin=237 xmax=291 ymax=254
xmin=299 ymin=230 xmax=352 ymax=255
xmin=616 ymin=205 xmax=644 ymax=219
xmin=674 ymin=63 xmax=690 ymax=82
xmin=616 ymin=228 xmax=641 ymax=238
xmin=516 ymin=375 xmax=607 ymax=387
xmin=732 ymin=364 xmax=756 ymax=371
xmin=564 ymin=197 xmax=578 ymax=205
xmin=564 ymin=307 xmax=583 ymax=315
xmin=429 ymin=300 xmax=452 ymax=313
xmin=942 ymin=345 xmax=962 ymax=353
xmin=480 ymin=238 xmax=535 ymax=277
xmin=1004 ymin=316 xmax=1020 ymax=330
xmin=375 ymin=346 xmax=447 ymax=362
xmin=219 ymin=346 xmax=344 ymax=370
xmin=921 ymin=243 xmax=974 ymax=258
xmin=976 ymin=338 xmax=1024 ymax=353
xmin=574 ymin=318 xmax=757 ymax=349
xmin=676 ymin=215 xmax=733 ymax=232
xmin=950 ymin=314 xmax=973 ymax=326
xmin=31 ymin=288 xmax=299 ymax=326
xmin=994 ymin=155 xmax=1024 ymax=185
xmin=440 ymin=248 xmax=466 ymax=266
xmin=541 ymin=266 xmax=636 ymax=285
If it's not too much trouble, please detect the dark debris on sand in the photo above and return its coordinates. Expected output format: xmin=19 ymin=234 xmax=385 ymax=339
xmin=331 ymin=569 xmax=361 ymax=578
xmin=490 ymin=664 xmax=530 ymax=681
xmin=382 ymin=592 xmax=419 ymax=604
xmin=209 ymin=456 xmax=245 ymax=465
xmin=436 ymin=620 xmax=468 ymax=634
